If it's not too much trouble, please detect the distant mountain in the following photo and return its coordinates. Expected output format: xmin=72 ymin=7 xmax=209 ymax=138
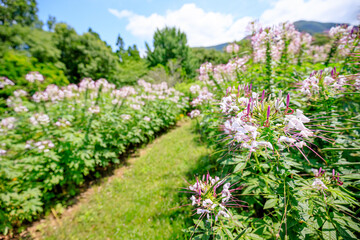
xmin=200 ymin=20 xmax=346 ymax=51
xmin=203 ymin=42 xmax=229 ymax=51
xmin=293 ymin=20 xmax=346 ymax=35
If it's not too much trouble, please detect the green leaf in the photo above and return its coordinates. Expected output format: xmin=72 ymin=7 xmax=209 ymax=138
xmin=322 ymin=221 xmax=336 ymax=240
xmin=264 ymin=198 xmax=278 ymax=209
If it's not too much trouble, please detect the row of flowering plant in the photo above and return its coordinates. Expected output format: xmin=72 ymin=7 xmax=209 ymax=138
xmin=0 ymin=74 xmax=188 ymax=234
xmin=184 ymin=21 xmax=359 ymax=239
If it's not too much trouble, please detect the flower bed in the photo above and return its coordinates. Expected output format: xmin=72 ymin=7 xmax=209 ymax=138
xmin=0 ymin=76 xmax=188 ymax=234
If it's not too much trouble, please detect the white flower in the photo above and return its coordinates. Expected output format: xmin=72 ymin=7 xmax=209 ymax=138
xmin=257 ymin=141 xmax=274 ymax=150
xmin=215 ymin=210 xmax=230 ymax=221
xmin=190 ymin=110 xmax=200 ymax=118
xmin=121 ymin=114 xmax=131 ymax=120
xmin=130 ymin=104 xmax=141 ymax=110
xmin=295 ymin=141 xmax=307 ymax=148
xmin=25 ymin=72 xmax=44 ymax=83
xmin=221 ymin=183 xmax=232 ymax=202
xmin=203 ymin=199 xmax=213 ymax=207
xmin=14 ymin=105 xmax=28 ymax=112
xmin=29 ymin=114 xmax=50 ymax=125
xmin=190 ymin=196 xmax=197 ymax=206
xmin=88 ymin=106 xmax=100 ymax=114
xmin=209 ymin=176 xmax=220 ymax=185
xmin=279 ymin=136 xmax=296 ymax=144
xmin=197 ymin=209 xmax=211 ymax=219
xmin=190 ymin=85 xmax=200 ymax=94
xmin=0 ymin=149 xmax=6 ymax=155
xmin=1 ymin=117 xmax=16 ymax=130
xmin=312 ymin=178 xmax=328 ymax=190
xmin=13 ymin=90 xmax=28 ymax=97
xmin=0 ymin=77 xmax=15 ymax=88
xmin=143 ymin=116 xmax=151 ymax=122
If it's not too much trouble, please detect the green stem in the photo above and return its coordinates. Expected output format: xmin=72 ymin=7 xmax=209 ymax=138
xmin=322 ymin=148 xmax=360 ymax=151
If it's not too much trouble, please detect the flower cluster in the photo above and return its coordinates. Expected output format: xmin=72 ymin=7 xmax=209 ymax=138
xmin=199 ymin=62 xmax=213 ymax=82
xmin=0 ymin=149 xmax=6 ymax=155
xmin=191 ymin=87 xmax=214 ymax=107
xmin=25 ymin=72 xmax=44 ymax=83
xmin=88 ymin=105 xmax=100 ymax=114
xmin=189 ymin=85 xmax=201 ymax=94
xmin=189 ymin=109 xmax=200 ymax=119
xmin=309 ymin=168 xmax=344 ymax=199
xmin=13 ymin=89 xmax=28 ymax=97
xmin=0 ymin=77 xmax=14 ymax=88
xmin=55 ymin=119 xmax=71 ymax=127
xmin=329 ymin=25 xmax=358 ymax=57
xmin=198 ymin=57 xmax=249 ymax=85
xmin=250 ymin=22 xmax=310 ymax=62
xmin=221 ymin=87 xmax=315 ymax=156
xmin=225 ymin=43 xmax=240 ymax=54
xmin=299 ymin=67 xmax=359 ymax=96
xmin=29 ymin=113 xmax=50 ymax=126
xmin=188 ymin=173 xmax=244 ymax=221
xmin=0 ymin=117 xmax=16 ymax=132
xmin=306 ymin=45 xmax=330 ymax=63
xmin=25 ymin=140 xmax=55 ymax=153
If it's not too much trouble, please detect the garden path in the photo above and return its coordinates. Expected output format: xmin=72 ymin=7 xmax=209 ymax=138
xmin=27 ymin=119 xmax=211 ymax=240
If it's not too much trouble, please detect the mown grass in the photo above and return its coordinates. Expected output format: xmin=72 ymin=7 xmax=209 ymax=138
xmin=34 ymin=120 xmax=212 ymax=240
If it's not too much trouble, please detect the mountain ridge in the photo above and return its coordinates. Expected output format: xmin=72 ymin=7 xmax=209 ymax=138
xmin=200 ymin=20 xmax=347 ymax=51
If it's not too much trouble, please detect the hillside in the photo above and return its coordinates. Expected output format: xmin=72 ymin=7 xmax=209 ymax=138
xmin=202 ymin=20 xmax=346 ymax=51
xmin=293 ymin=20 xmax=346 ymax=34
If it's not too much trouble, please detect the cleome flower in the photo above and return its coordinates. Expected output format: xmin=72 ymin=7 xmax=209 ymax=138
xmin=220 ymin=87 xmax=317 ymax=158
xmin=25 ymin=71 xmax=44 ymax=83
xmin=225 ymin=43 xmax=240 ymax=54
xmin=88 ymin=105 xmax=100 ymax=114
xmin=1 ymin=117 xmax=16 ymax=132
xmin=308 ymin=168 xmax=344 ymax=199
xmin=0 ymin=77 xmax=15 ymax=88
xmin=29 ymin=113 xmax=50 ymax=126
xmin=189 ymin=109 xmax=200 ymax=119
xmin=298 ymin=67 xmax=359 ymax=96
xmin=26 ymin=140 xmax=55 ymax=153
xmin=55 ymin=118 xmax=71 ymax=127
xmin=188 ymin=173 xmax=245 ymax=222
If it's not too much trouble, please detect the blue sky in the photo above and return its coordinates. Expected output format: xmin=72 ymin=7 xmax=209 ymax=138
xmin=37 ymin=0 xmax=359 ymax=53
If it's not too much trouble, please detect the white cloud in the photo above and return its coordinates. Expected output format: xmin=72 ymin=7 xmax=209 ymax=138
xmin=109 ymin=1 xmax=359 ymax=47
xmin=260 ymin=0 xmax=359 ymax=25
xmin=108 ymin=4 xmax=252 ymax=47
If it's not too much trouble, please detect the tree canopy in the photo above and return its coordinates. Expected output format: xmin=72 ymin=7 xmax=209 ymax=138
xmin=146 ymin=27 xmax=196 ymax=77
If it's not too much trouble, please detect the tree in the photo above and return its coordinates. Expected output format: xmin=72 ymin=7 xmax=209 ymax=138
xmin=145 ymin=26 xmax=196 ymax=77
xmin=53 ymin=23 xmax=120 ymax=83
xmin=46 ymin=15 xmax=56 ymax=31
xmin=116 ymin=34 xmax=125 ymax=53
xmin=0 ymin=0 xmax=40 ymax=27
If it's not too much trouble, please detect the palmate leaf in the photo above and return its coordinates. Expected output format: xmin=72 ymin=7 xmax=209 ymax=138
xmin=333 ymin=222 xmax=357 ymax=240
xmin=264 ymin=198 xmax=278 ymax=209
xmin=322 ymin=221 xmax=337 ymax=240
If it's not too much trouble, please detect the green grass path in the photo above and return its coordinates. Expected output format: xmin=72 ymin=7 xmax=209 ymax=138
xmin=35 ymin=120 xmax=211 ymax=240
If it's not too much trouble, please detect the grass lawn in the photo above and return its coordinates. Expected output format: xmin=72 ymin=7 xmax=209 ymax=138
xmin=32 ymin=120 xmax=212 ymax=240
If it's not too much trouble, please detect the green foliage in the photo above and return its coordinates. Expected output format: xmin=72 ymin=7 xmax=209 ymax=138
xmin=0 ymin=0 xmax=40 ymax=27
xmin=0 ymin=25 xmax=63 ymax=64
xmin=312 ymin=33 xmax=332 ymax=46
xmin=53 ymin=23 xmax=120 ymax=83
xmin=0 ymin=78 xmax=188 ymax=235
xmin=191 ymin=48 xmax=230 ymax=66
xmin=0 ymin=51 xmax=68 ymax=102
xmin=146 ymin=26 xmax=196 ymax=77
xmin=115 ymin=58 xmax=148 ymax=86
